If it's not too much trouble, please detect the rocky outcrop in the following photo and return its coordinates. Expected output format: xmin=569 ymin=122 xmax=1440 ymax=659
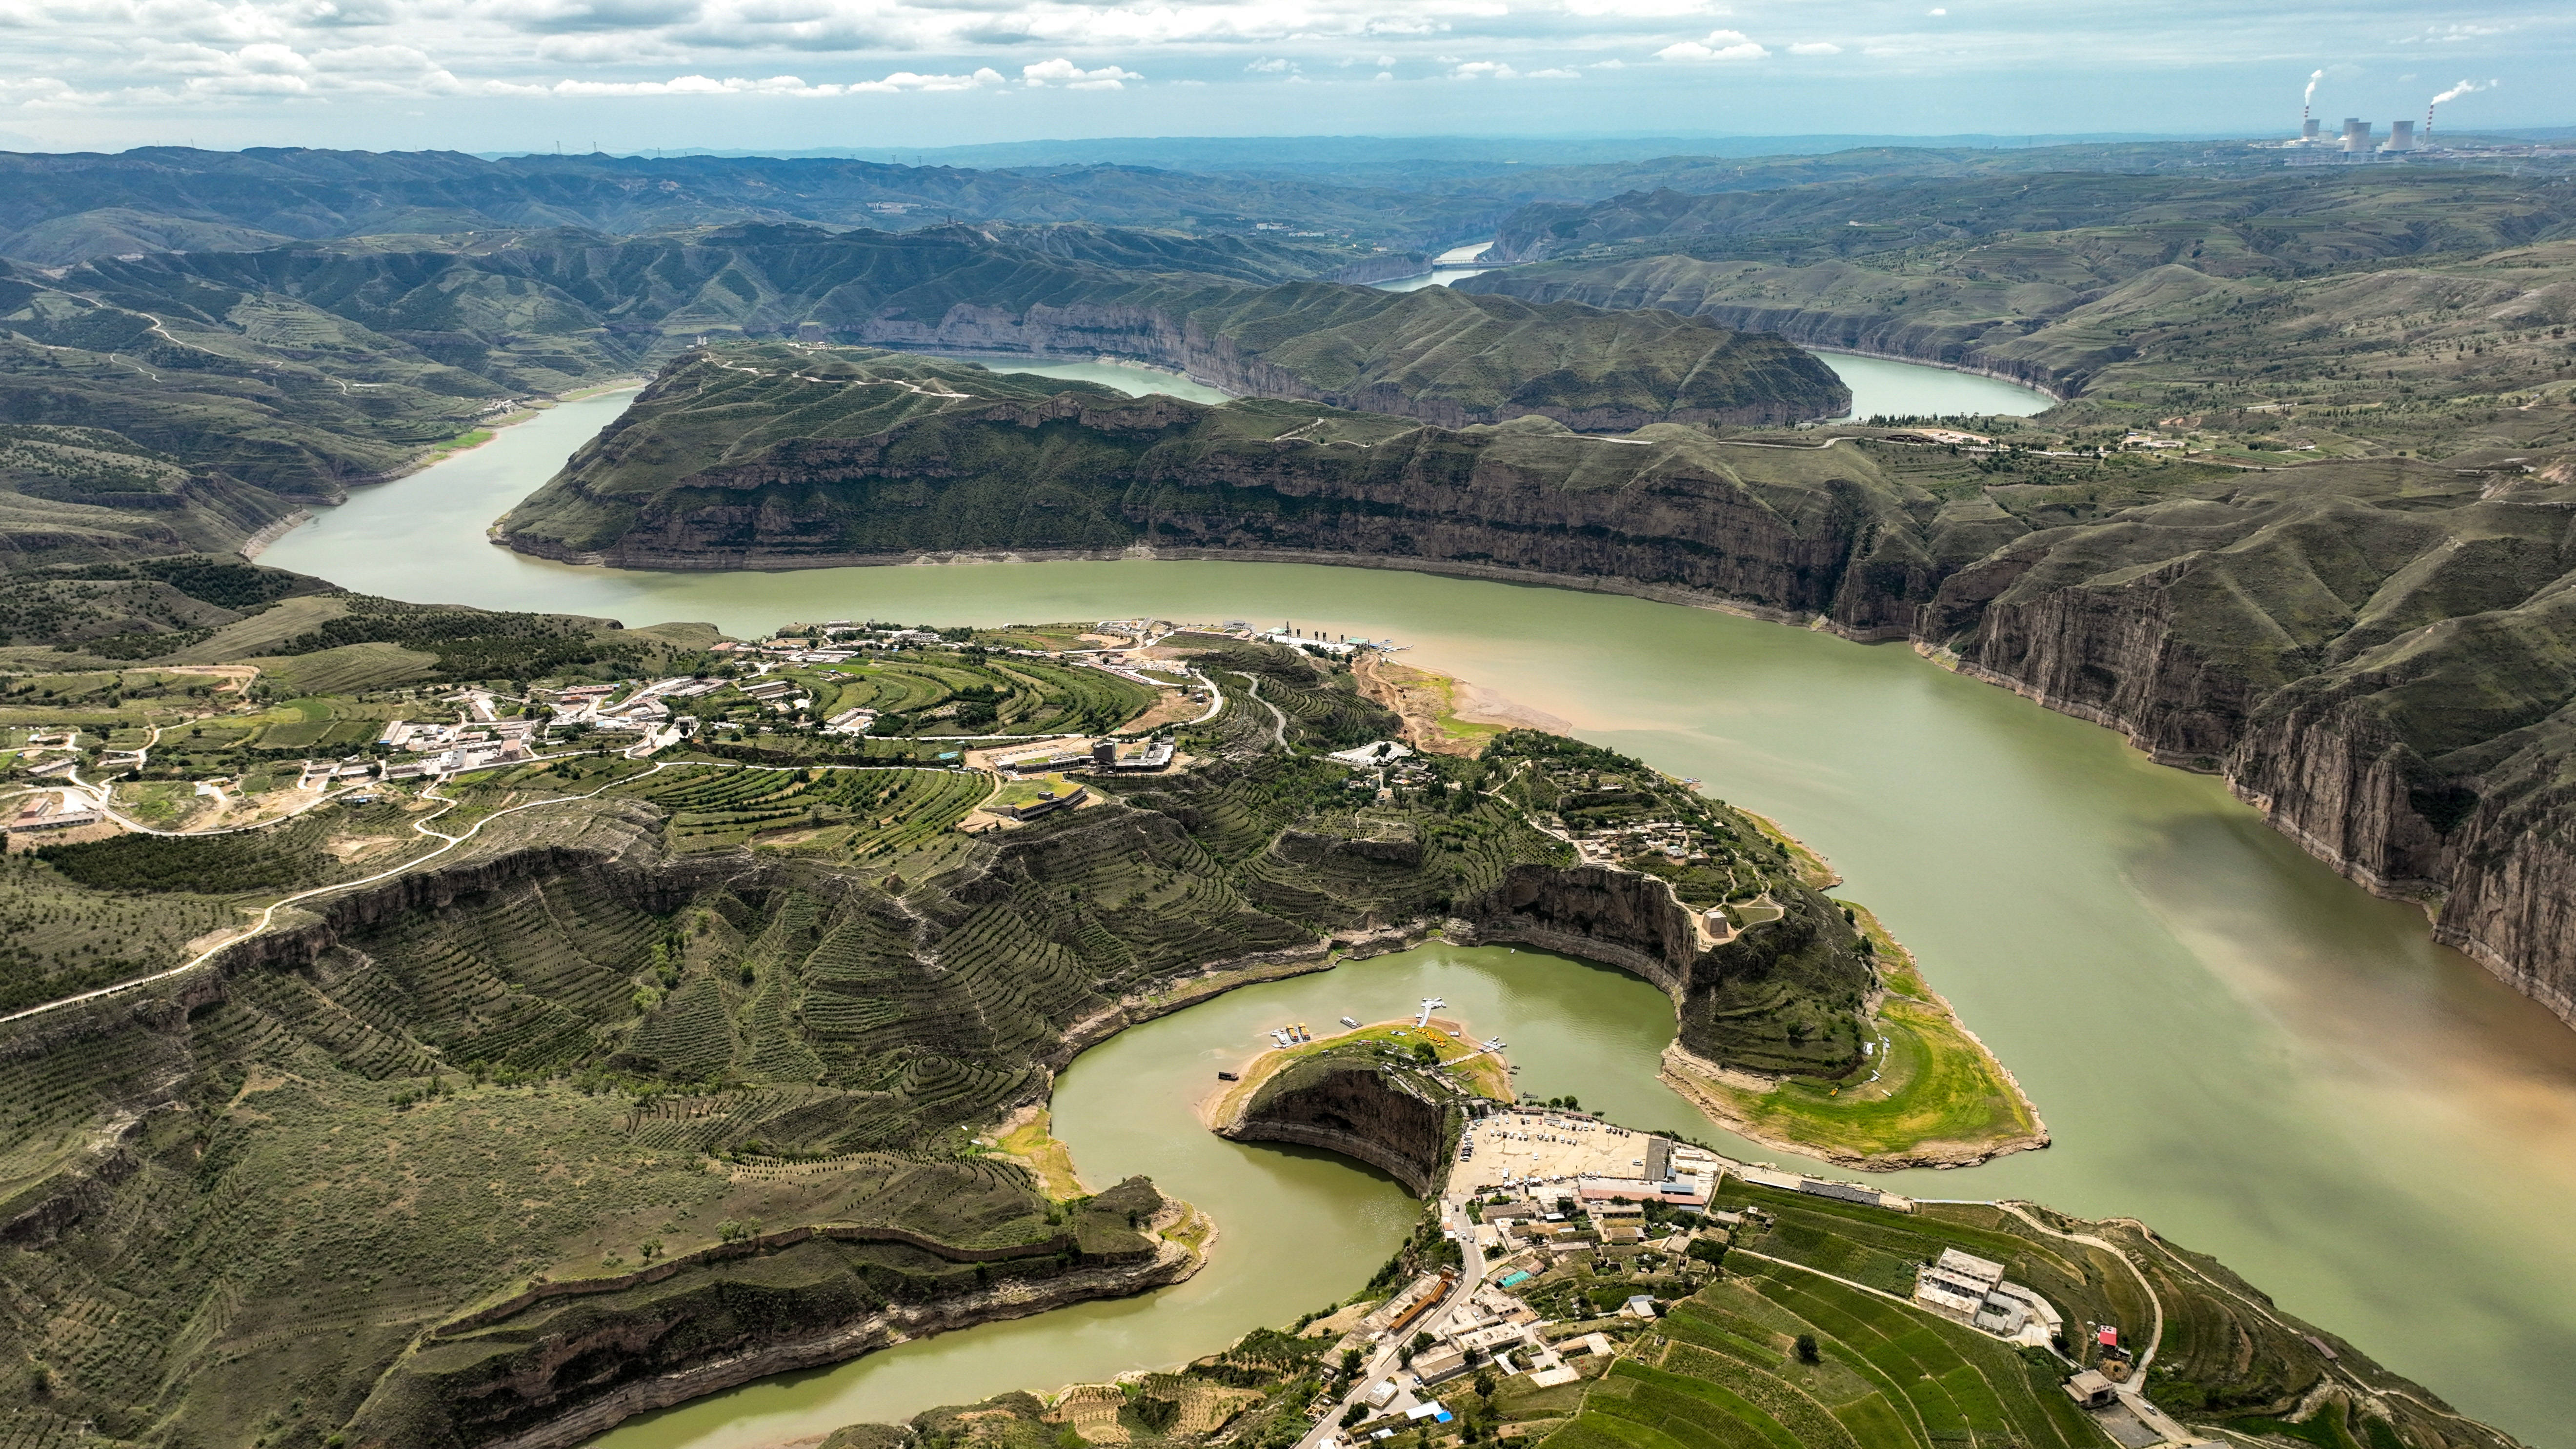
xmin=1459 ymin=863 xmax=1699 ymax=996
xmin=370 ymin=1198 xmax=1202 ymax=1449
xmin=1921 ymin=482 xmax=2576 ymax=1031
xmin=1460 ymin=863 xmax=1874 ymax=1078
xmin=1219 ymin=1060 xmax=1457 ymax=1195
xmin=841 ymin=288 xmax=1846 ymax=432
xmin=501 ymin=386 xmax=1919 ymax=632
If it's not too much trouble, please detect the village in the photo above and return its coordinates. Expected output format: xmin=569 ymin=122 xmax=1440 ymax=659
xmin=1200 ymin=1010 xmax=2187 ymax=1449
xmin=0 ymin=615 xmax=1411 ymax=848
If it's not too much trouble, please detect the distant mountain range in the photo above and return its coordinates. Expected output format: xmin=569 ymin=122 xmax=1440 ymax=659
xmin=9 ymin=136 xmax=2535 ymax=268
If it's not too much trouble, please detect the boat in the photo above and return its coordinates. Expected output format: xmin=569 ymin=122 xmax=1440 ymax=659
xmin=1217 ymin=1070 xmax=1239 ymax=1082
xmin=1340 ymin=1016 xmax=1361 ymax=1029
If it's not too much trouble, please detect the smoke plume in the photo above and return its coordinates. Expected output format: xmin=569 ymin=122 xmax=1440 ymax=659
xmin=2303 ymin=70 xmax=2322 ymax=105
xmin=2430 ymin=78 xmax=2494 ymax=108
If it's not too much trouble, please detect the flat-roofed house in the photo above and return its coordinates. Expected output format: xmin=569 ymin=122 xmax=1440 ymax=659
xmin=1913 ymin=1248 xmax=2007 ymax=1323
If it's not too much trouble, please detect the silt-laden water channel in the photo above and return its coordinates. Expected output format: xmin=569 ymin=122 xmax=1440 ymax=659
xmin=253 ymin=371 xmax=2576 ymax=1449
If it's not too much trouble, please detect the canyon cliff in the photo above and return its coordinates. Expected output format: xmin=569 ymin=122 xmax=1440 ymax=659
xmin=503 ymin=349 xmax=2576 ymax=1035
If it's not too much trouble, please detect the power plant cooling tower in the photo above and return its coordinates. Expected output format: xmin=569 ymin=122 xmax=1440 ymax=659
xmin=2341 ymin=119 xmax=2372 ymax=154
xmin=2382 ymin=120 xmax=2416 ymax=152
xmin=2301 ymin=118 xmax=2321 ymax=141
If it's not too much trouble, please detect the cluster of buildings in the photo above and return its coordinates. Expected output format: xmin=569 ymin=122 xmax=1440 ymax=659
xmin=988 ymin=736 xmax=1177 ymax=776
xmin=373 ymin=689 xmax=556 ymax=779
xmin=1910 ymin=1247 xmax=2063 ymax=1348
xmin=1265 ymin=620 xmax=1404 ymax=658
xmin=728 ymin=622 xmax=948 ymax=662
xmin=1327 ymin=741 xmax=1439 ymax=803
xmin=1565 ymin=817 xmax=1714 ymax=870
xmin=6 ymin=790 xmax=102 ymax=834
xmin=2287 ymin=116 xmax=2426 ymax=158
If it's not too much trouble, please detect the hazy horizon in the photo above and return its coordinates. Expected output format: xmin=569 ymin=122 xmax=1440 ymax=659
xmin=0 ymin=0 xmax=2561 ymax=157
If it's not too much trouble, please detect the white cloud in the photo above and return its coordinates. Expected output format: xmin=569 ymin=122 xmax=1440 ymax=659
xmin=491 ymin=63 xmax=1008 ymax=96
xmin=0 ymin=0 xmax=2556 ymax=137
xmin=1449 ymin=59 xmax=1575 ymax=80
xmin=1559 ymin=0 xmax=1717 ymax=14
xmin=548 ymin=72 xmax=827 ymax=94
xmin=850 ymin=66 xmax=1004 ymax=92
xmin=1655 ymin=27 xmax=1764 ymax=60
xmin=1020 ymin=57 xmax=1137 ymax=88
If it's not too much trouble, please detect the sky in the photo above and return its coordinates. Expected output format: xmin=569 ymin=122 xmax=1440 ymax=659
xmin=0 ymin=0 xmax=2562 ymax=155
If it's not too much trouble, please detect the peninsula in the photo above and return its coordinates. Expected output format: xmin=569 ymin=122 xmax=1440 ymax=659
xmin=0 ymin=604 xmax=2022 ymax=1448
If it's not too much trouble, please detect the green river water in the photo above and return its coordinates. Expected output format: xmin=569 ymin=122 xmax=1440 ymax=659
xmin=255 ymin=379 xmax=2576 ymax=1448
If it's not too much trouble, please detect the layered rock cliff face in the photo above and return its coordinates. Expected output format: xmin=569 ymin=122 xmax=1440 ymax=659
xmin=851 ymin=285 xmax=1848 ymax=431
xmin=499 ymin=373 xmax=1917 ymax=632
xmin=531 ymin=359 xmax=2576 ymax=1032
xmin=1463 ymin=864 xmax=1875 ymax=1077
xmin=362 ymin=1182 xmax=1192 ymax=1449
xmin=1922 ymin=469 xmax=2576 ymax=1030
xmin=1220 ymin=1060 xmax=1458 ymax=1195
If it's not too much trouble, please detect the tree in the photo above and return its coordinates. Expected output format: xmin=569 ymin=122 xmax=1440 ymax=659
xmin=1473 ymin=1369 xmax=1497 ymax=1399
xmin=1342 ymin=1348 xmax=1363 ymax=1379
xmin=1795 ymin=1333 xmax=1821 ymax=1365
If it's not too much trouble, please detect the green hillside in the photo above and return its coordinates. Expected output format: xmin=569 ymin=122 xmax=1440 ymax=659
xmin=1465 ymin=170 xmax=2576 ymax=402
xmin=0 ymin=628 xmax=1926 ymax=1448
xmin=494 ymin=343 xmax=1866 ymax=566
xmin=0 ymin=222 xmax=1839 ymax=575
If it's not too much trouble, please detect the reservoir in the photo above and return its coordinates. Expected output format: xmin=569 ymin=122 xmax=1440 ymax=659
xmin=1374 ymin=241 xmax=1498 ymax=293
xmin=1364 ymin=245 xmax=2054 ymax=419
xmin=259 ymin=387 xmax=2576 ymax=1449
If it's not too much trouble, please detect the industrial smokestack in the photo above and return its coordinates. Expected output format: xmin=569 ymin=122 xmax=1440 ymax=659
xmin=2301 ymin=69 xmax=2322 ymax=133
xmin=2425 ymin=78 xmax=2496 ymax=146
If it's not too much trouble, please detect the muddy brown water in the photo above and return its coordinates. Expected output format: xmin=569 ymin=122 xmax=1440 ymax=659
xmin=254 ymin=383 xmax=2576 ymax=1449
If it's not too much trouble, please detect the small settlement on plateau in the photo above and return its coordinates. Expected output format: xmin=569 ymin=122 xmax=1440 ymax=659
xmin=0 ymin=617 xmax=1384 ymax=840
xmin=1309 ymin=1099 xmax=2096 ymax=1449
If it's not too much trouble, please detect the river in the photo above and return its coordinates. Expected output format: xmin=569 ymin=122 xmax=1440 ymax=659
xmin=1366 ymin=246 xmax=2053 ymax=421
xmin=257 ymin=379 xmax=2576 ymax=1449
xmin=1374 ymin=241 xmax=1500 ymax=293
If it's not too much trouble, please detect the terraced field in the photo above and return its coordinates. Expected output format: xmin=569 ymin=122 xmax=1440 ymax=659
xmin=1511 ymin=1181 xmax=2516 ymax=1449
xmin=1564 ymin=1277 xmax=2102 ymax=1449
xmin=603 ymin=761 xmax=989 ymax=862
xmin=812 ymin=652 xmax=1155 ymax=737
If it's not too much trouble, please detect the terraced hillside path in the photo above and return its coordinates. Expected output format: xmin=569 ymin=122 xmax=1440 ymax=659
xmin=2056 ymin=1205 xmax=2503 ymax=1442
xmin=67 ymin=723 xmax=377 ymax=840
xmin=9 ymin=750 xmax=999 ymax=1028
xmin=0 ymin=760 xmax=677 ymax=1026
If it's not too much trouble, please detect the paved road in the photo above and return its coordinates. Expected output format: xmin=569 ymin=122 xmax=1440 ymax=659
xmin=1298 ymin=1196 xmax=1487 ymax=1449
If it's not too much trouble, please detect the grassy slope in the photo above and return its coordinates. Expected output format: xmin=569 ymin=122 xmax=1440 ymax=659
xmin=0 ymin=642 xmax=1647 ymax=1448
xmin=4 ymin=223 xmax=1838 ymax=581
xmin=1468 ymin=170 xmax=2576 ymax=407
xmin=1664 ymin=903 xmax=2045 ymax=1166
xmin=496 ymin=347 xmax=1892 ymax=564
